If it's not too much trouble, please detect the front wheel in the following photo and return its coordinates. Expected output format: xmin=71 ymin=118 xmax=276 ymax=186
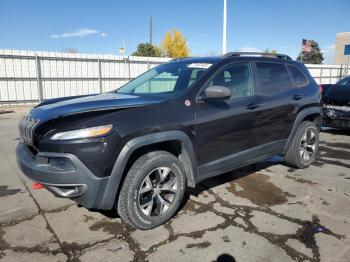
xmin=117 ymin=151 xmax=186 ymax=229
xmin=284 ymin=121 xmax=319 ymax=169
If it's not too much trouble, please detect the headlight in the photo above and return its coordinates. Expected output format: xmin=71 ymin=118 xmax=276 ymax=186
xmin=50 ymin=125 xmax=113 ymax=140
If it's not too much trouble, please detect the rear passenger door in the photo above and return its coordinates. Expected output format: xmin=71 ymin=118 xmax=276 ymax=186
xmin=254 ymin=62 xmax=297 ymax=154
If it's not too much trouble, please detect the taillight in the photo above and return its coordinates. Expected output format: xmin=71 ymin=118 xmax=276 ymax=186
xmin=319 ymin=85 xmax=323 ymax=93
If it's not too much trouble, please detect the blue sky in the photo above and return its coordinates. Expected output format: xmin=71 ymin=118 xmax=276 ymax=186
xmin=0 ymin=0 xmax=349 ymax=63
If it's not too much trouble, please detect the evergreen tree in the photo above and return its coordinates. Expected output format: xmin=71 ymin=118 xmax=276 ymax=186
xmin=297 ymin=40 xmax=324 ymax=64
xmin=131 ymin=43 xmax=162 ymax=57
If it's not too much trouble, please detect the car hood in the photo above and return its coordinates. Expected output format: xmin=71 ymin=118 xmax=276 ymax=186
xmin=30 ymin=92 xmax=165 ymax=122
xmin=322 ymin=86 xmax=350 ymax=107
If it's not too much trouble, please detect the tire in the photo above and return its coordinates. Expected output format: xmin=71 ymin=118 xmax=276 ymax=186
xmin=117 ymin=151 xmax=186 ymax=229
xmin=284 ymin=121 xmax=319 ymax=169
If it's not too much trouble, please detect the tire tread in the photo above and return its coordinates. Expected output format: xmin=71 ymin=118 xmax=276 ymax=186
xmin=117 ymin=151 xmax=185 ymax=229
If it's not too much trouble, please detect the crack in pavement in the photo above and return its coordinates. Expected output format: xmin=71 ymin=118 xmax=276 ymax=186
xmin=0 ymin=173 xmax=347 ymax=262
xmin=1 ymin=151 xmax=74 ymax=260
xmin=139 ymin=178 xmax=344 ymax=262
xmin=2 ymin=132 xmax=349 ymax=261
xmin=4 ymin=169 xmax=344 ymax=262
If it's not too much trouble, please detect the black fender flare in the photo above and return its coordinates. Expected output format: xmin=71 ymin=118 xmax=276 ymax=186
xmin=99 ymin=130 xmax=197 ymax=210
xmin=284 ymin=106 xmax=322 ymax=153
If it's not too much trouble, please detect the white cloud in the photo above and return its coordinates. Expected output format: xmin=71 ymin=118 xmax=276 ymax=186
xmin=100 ymin=32 xmax=108 ymax=37
xmin=50 ymin=28 xmax=99 ymax=38
xmin=239 ymin=47 xmax=261 ymax=52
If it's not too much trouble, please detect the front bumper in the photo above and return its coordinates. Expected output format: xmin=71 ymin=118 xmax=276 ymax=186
xmin=16 ymin=142 xmax=110 ymax=209
xmin=322 ymin=105 xmax=350 ymax=130
xmin=323 ymin=118 xmax=350 ymax=129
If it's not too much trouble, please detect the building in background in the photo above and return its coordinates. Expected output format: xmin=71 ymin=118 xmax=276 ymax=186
xmin=334 ymin=32 xmax=350 ymax=64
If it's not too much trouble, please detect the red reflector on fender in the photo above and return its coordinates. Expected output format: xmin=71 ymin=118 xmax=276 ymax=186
xmin=32 ymin=183 xmax=44 ymax=190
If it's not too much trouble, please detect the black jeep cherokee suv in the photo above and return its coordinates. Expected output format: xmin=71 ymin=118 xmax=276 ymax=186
xmin=16 ymin=52 xmax=321 ymax=229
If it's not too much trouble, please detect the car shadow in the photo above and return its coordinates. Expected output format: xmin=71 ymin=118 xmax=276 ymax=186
xmin=178 ymin=159 xmax=282 ymax=212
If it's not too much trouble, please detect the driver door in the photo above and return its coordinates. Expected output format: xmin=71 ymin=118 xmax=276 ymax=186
xmin=195 ymin=62 xmax=263 ymax=177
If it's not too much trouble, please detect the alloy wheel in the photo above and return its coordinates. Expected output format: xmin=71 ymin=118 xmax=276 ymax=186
xmin=138 ymin=167 xmax=178 ymax=217
xmin=299 ymin=128 xmax=316 ymax=162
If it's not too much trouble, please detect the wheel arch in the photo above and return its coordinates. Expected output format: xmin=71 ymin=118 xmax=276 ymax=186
xmin=99 ymin=130 xmax=197 ymax=210
xmin=283 ymin=106 xmax=322 ymax=154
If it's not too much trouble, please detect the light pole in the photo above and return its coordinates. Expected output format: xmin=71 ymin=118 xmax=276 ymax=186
xmin=222 ymin=0 xmax=227 ymax=55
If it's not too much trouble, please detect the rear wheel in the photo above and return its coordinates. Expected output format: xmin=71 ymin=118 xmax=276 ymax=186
xmin=117 ymin=151 xmax=186 ymax=229
xmin=284 ymin=121 xmax=319 ymax=169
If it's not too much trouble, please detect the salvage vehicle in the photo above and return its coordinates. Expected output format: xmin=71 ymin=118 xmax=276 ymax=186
xmin=322 ymin=80 xmax=350 ymax=130
xmin=321 ymin=76 xmax=350 ymax=93
xmin=16 ymin=52 xmax=322 ymax=229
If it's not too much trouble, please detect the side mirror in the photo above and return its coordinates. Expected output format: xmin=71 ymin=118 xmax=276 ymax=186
xmin=201 ymin=85 xmax=231 ymax=101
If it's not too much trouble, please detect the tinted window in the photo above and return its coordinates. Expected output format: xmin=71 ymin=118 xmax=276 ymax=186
xmin=256 ymin=62 xmax=291 ymax=95
xmin=288 ymin=65 xmax=308 ymax=87
xmin=209 ymin=63 xmax=254 ymax=99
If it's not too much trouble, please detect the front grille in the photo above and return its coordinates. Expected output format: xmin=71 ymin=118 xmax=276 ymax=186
xmin=323 ymin=118 xmax=350 ymax=128
xmin=19 ymin=114 xmax=40 ymax=146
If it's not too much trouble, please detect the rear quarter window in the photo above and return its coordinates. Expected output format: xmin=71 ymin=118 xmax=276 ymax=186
xmin=256 ymin=62 xmax=291 ymax=96
xmin=287 ymin=65 xmax=308 ymax=87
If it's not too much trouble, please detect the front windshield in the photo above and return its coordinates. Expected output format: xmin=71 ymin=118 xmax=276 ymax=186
xmin=117 ymin=61 xmax=213 ymax=96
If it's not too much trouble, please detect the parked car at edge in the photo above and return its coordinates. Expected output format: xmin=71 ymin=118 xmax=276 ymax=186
xmin=322 ymin=76 xmax=350 ymax=130
xmin=16 ymin=52 xmax=321 ymax=229
xmin=321 ymin=76 xmax=350 ymax=93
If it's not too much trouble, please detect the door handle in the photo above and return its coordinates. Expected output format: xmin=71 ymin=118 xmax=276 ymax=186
xmin=293 ymin=94 xmax=303 ymax=100
xmin=245 ymin=103 xmax=261 ymax=110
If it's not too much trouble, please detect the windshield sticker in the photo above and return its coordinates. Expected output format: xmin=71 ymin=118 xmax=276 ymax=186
xmin=187 ymin=63 xmax=212 ymax=69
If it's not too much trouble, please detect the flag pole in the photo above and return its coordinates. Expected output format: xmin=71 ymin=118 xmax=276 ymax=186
xmin=301 ymin=50 xmax=303 ymax=63
xmin=300 ymin=39 xmax=303 ymax=63
xmin=222 ymin=0 xmax=227 ymax=55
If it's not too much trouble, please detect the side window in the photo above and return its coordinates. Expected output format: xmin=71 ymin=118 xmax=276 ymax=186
xmin=209 ymin=63 xmax=254 ymax=99
xmin=256 ymin=62 xmax=291 ymax=96
xmin=287 ymin=65 xmax=308 ymax=87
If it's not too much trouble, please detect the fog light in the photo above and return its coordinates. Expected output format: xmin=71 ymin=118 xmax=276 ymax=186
xmin=48 ymin=157 xmax=76 ymax=171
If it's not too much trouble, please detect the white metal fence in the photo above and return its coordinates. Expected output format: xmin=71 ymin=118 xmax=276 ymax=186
xmin=306 ymin=64 xmax=349 ymax=85
xmin=0 ymin=49 xmax=349 ymax=106
xmin=0 ymin=49 xmax=171 ymax=105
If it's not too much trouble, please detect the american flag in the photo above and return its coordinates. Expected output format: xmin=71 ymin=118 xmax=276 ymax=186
xmin=302 ymin=39 xmax=312 ymax=52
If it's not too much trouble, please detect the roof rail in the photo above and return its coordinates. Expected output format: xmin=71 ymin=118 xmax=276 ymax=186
xmin=223 ymin=52 xmax=292 ymax=60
